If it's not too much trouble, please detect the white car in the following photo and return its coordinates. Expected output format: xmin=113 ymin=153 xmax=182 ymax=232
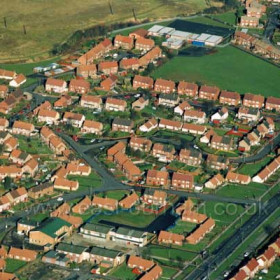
xmin=57 ymin=197 xmax=63 ymax=202
xmin=223 ymin=271 xmax=230 ymax=278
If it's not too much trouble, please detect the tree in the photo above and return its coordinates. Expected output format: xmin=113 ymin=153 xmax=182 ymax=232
xmin=4 ymin=176 xmax=12 ymax=190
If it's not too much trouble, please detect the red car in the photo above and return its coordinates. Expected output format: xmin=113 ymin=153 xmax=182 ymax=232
xmin=72 ymin=135 xmax=79 ymax=142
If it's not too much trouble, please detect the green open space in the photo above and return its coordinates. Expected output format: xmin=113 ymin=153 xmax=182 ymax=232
xmin=152 ymin=45 xmax=280 ymax=97
xmin=143 ymin=244 xmax=198 ymax=264
xmin=211 ymin=11 xmax=237 ymax=25
xmin=169 ymin=220 xmax=197 ymax=235
xmin=67 ymin=172 xmax=102 ymax=191
xmin=16 ymin=135 xmax=52 ymax=155
xmin=5 ymin=258 xmax=27 ymax=273
xmin=96 ymin=190 xmax=128 ymax=201
xmin=216 ymin=182 xmax=269 ymax=200
xmin=238 ymin=156 xmax=273 ymax=177
xmin=160 ymin=266 xmax=179 ymax=279
xmin=109 ymin=263 xmax=137 ymax=280
xmin=0 ymin=57 xmax=60 ymax=76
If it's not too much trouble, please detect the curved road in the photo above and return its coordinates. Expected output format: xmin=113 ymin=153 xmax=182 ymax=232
xmin=59 ymin=133 xmax=256 ymax=205
xmin=230 ymin=133 xmax=280 ymax=164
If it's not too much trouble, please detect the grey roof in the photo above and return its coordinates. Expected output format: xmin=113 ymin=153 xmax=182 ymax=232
xmin=248 ymin=108 xmax=259 ymax=115
xmin=29 ymin=182 xmax=53 ymax=193
xmin=81 ymin=223 xmax=114 ymax=234
xmin=56 ymin=243 xmax=87 ymax=255
xmin=115 ymin=227 xmax=147 ymax=238
xmin=44 ymin=250 xmax=69 ymax=262
xmin=113 ymin=117 xmax=133 ymax=127
xmin=90 ymin=246 xmax=121 ymax=258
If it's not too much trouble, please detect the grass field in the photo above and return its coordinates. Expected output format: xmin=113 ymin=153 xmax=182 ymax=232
xmin=216 ymin=182 xmax=269 ymax=200
xmin=212 ymin=11 xmax=237 ymax=25
xmin=110 ymin=263 xmax=136 ymax=280
xmin=67 ymin=172 xmax=102 ymax=191
xmin=237 ymin=156 xmax=273 ymax=177
xmin=17 ymin=135 xmax=52 ymax=155
xmin=0 ymin=0 xmax=208 ymax=61
xmin=0 ymin=57 xmax=60 ymax=76
xmin=152 ymin=45 xmax=280 ymax=97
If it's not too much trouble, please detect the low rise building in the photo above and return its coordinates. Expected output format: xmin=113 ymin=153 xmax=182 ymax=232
xmin=112 ymin=118 xmax=134 ymax=133
xmin=172 ymin=172 xmax=194 ymax=189
xmin=146 ymin=170 xmax=169 ymax=186
xmin=133 ymin=75 xmax=154 ymax=90
xmin=177 ymin=81 xmax=198 ymax=97
xmin=105 ymin=98 xmax=127 ymax=112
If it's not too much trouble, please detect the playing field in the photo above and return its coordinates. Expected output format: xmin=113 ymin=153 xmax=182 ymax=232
xmin=0 ymin=0 xmax=207 ymax=61
xmin=152 ymin=45 xmax=280 ymax=97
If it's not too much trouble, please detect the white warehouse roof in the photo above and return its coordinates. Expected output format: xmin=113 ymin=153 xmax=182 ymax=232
xmin=170 ymin=30 xmax=192 ymax=40
xmin=158 ymin=27 xmax=175 ymax=35
xmin=205 ymin=35 xmax=223 ymax=44
xmin=195 ymin=33 xmax=212 ymax=42
xmin=148 ymin=25 xmax=165 ymax=33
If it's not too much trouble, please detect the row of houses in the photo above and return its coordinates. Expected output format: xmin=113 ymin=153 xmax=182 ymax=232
xmin=234 ymin=31 xmax=280 ymax=61
xmin=231 ymin=236 xmax=280 ymax=280
xmin=240 ymin=0 xmax=266 ymax=27
xmin=134 ymin=74 xmax=280 ymax=110
xmin=0 ymin=68 xmax=27 ymax=88
xmin=239 ymin=117 xmax=275 ymax=152
xmin=107 ymin=141 xmax=141 ymax=181
xmin=0 ymin=89 xmax=26 ymax=115
xmin=157 ymin=199 xmax=215 ymax=245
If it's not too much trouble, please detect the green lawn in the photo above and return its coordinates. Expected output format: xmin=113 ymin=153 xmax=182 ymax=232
xmin=152 ymin=45 xmax=280 ymax=97
xmin=144 ymin=244 xmax=198 ymax=263
xmin=160 ymin=266 xmax=179 ymax=279
xmin=16 ymin=135 xmax=52 ymax=155
xmin=238 ymin=157 xmax=273 ymax=177
xmin=97 ymin=190 xmax=128 ymax=201
xmin=216 ymin=182 xmax=269 ymax=200
xmin=109 ymin=263 xmax=137 ymax=280
xmin=169 ymin=220 xmax=197 ymax=235
xmin=5 ymin=258 xmax=27 ymax=273
xmin=67 ymin=172 xmax=102 ymax=190
xmin=0 ymin=57 xmax=60 ymax=75
xmin=212 ymin=11 xmax=237 ymax=25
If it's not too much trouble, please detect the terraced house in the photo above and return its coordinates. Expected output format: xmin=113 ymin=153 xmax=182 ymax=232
xmin=177 ymin=81 xmax=198 ymax=97
xmin=154 ymin=78 xmax=175 ymax=93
